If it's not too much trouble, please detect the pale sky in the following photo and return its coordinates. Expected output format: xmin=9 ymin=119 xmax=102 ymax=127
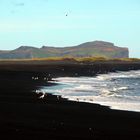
xmin=0 ymin=0 xmax=140 ymax=57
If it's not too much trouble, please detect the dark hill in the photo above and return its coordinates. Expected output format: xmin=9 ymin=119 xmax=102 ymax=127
xmin=0 ymin=41 xmax=129 ymax=59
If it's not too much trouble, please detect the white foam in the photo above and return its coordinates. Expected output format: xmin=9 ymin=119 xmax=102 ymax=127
xmin=61 ymin=95 xmax=140 ymax=112
xmin=74 ymin=85 xmax=93 ymax=91
xmin=99 ymin=102 xmax=140 ymax=112
xmin=96 ymin=70 xmax=140 ymax=81
xmin=40 ymin=70 xmax=140 ymax=112
xmin=101 ymin=89 xmax=112 ymax=95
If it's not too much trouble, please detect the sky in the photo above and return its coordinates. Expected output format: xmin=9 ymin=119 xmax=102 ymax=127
xmin=0 ymin=0 xmax=140 ymax=57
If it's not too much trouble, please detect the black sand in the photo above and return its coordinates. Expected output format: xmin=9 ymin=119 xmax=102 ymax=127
xmin=0 ymin=61 xmax=140 ymax=140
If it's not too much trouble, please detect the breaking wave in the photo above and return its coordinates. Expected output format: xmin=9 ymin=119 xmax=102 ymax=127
xmin=40 ymin=70 xmax=140 ymax=112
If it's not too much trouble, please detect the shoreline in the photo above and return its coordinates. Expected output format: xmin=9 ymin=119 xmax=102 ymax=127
xmin=1 ymin=62 xmax=140 ymax=139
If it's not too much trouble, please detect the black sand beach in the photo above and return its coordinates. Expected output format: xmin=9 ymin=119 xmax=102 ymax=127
xmin=1 ymin=61 xmax=140 ymax=139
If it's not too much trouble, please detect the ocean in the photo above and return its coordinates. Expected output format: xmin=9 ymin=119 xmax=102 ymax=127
xmin=39 ymin=70 xmax=140 ymax=112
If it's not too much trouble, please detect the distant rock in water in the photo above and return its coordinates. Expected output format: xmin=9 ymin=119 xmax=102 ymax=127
xmin=0 ymin=41 xmax=129 ymax=59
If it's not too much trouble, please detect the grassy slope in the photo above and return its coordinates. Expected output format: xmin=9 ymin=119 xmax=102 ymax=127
xmin=30 ymin=42 xmax=128 ymax=58
xmin=0 ymin=57 xmax=139 ymax=64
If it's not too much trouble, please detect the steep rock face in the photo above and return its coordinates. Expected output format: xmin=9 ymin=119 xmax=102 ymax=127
xmin=0 ymin=41 xmax=129 ymax=59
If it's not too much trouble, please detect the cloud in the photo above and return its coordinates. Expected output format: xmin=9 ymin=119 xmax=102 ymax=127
xmin=13 ymin=2 xmax=25 ymax=7
xmin=16 ymin=2 xmax=25 ymax=6
xmin=10 ymin=1 xmax=25 ymax=14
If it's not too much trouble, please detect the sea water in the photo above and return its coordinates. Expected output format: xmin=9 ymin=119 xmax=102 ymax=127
xmin=40 ymin=70 xmax=140 ymax=112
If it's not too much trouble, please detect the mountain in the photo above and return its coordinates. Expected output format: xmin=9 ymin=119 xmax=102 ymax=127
xmin=0 ymin=41 xmax=129 ymax=59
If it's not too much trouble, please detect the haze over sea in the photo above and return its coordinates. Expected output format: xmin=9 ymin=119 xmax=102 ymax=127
xmin=40 ymin=70 xmax=140 ymax=112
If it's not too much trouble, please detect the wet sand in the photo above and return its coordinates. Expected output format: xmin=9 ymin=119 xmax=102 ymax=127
xmin=0 ymin=61 xmax=140 ymax=139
